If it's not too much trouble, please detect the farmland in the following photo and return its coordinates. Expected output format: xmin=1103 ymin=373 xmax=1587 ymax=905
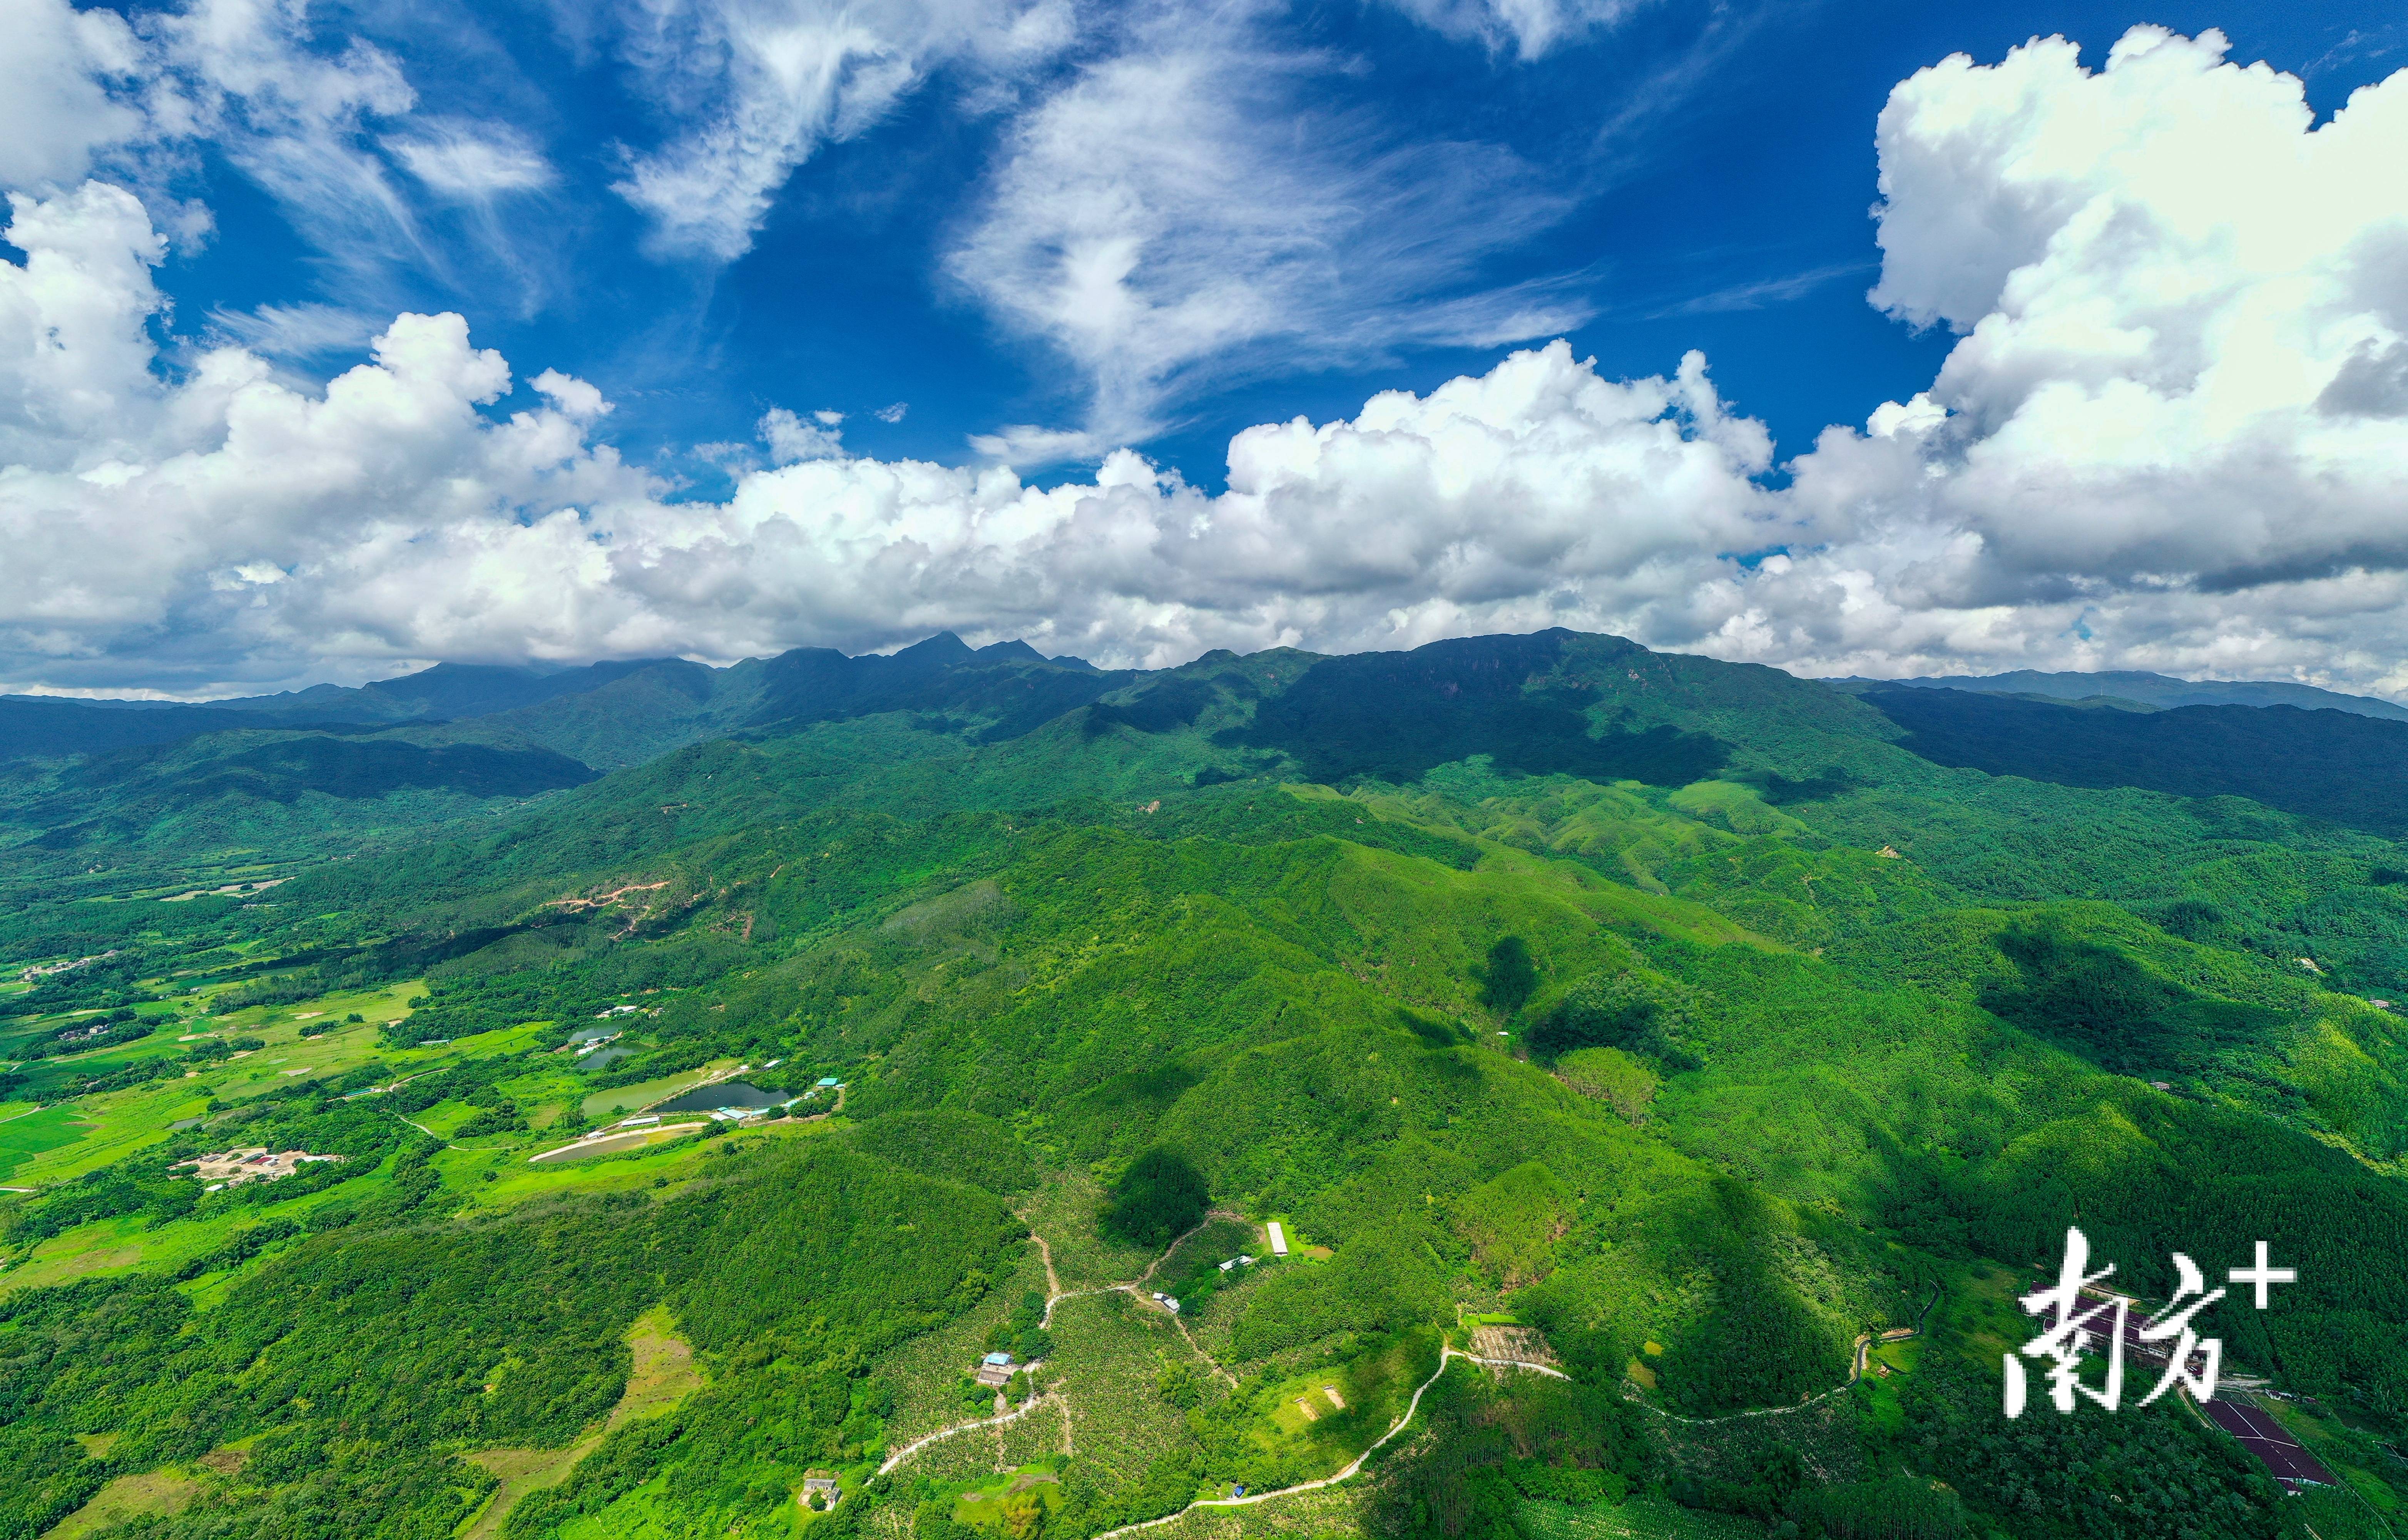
xmin=7 ymin=628 xmax=2408 ymax=1540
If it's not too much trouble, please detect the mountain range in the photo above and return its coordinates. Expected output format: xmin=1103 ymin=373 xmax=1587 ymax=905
xmin=4 ymin=629 xmax=2406 ymax=1540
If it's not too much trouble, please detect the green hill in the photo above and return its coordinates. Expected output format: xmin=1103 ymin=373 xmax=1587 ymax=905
xmin=3 ymin=629 xmax=2403 ymax=1540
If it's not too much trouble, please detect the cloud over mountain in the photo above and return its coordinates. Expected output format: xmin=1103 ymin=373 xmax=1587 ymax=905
xmin=2 ymin=24 xmax=2406 ymax=698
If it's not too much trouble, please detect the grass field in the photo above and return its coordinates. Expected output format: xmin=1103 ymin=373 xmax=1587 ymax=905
xmin=0 ymin=1104 xmax=92 ymax=1182
xmin=1 ymin=1152 xmax=408 ymax=1298
xmin=581 ymin=1061 xmax=742 ymax=1119
xmin=459 ymin=1307 xmax=704 ymax=1540
xmin=41 ymin=1468 xmax=204 ymax=1539
xmin=453 ymin=1115 xmax=838 ymax=1211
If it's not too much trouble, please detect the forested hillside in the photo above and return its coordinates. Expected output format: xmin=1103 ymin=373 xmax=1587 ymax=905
xmin=5 ymin=629 xmax=2405 ymax=1540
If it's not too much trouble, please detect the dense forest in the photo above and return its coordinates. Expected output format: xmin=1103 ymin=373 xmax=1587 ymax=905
xmin=4 ymin=629 xmax=2406 ymax=1540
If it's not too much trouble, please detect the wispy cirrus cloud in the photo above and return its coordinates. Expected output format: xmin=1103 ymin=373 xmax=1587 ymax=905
xmin=387 ymin=119 xmax=556 ymax=199
xmin=204 ymin=299 xmax=380 ymax=357
xmin=609 ymin=0 xmax=1077 ymax=262
xmin=1651 ymin=259 xmax=1873 ymax=317
xmin=946 ymin=1 xmax=1592 ymax=455
xmin=1377 ymin=0 xmax=1653 ymax=62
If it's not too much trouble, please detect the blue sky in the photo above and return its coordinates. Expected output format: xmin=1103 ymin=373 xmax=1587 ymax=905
xmin=130 ymin=0 xmax=2396 ymax=488
xmin=4 ymin=0 xmax=2408 ymax=693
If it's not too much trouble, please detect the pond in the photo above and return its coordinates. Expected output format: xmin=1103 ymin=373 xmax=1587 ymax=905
xmin=577 ymin=1045 xmax=634 ymax=1073
xmin=568 ymin=1024 xmax=623 ymax=1045
xmin=652 ymin=1081 xmax=787 ymax=1114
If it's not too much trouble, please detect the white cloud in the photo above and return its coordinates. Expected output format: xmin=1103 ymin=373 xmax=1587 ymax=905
xmin=0 ymin=0 xmax=150 ymax=190
xmin=610 ymin=0 xmax=1075 ymax=261
xmin=154 ymin=0 xmax=426 ymax=277
xmin=0 ymin=181 xmax=169 ymax=474
xmin=1758 ymin=27 xmax=2408 ymax=688
xmin=205 ymin=300 xmax=380 ymax=358
xmin=388 ymin=119 xmax=556 ymax=199
xmin=1379 ymin=0 xmax=1647 ymax=62
xmin=0 ymin=0 xmax=570 ymax=310
xmin=946 ymin=2 xmax=1588 ymax=445
xmin=761 ymin=406 xmax=846 ymax=462
xmin=966 ymin=422 xmax=1100 ymax=465
xmin=0 ymin=181 xmax=1774 ymax=688
xmin=9 ymin=27 xmax=2408 ymax=705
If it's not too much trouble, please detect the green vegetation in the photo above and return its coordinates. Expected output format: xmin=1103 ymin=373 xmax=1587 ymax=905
xmin=6 ymin=627 xmax=2408 ymax=1540
xmin=1101 ymin=1150 xmax=1211 ymax=1250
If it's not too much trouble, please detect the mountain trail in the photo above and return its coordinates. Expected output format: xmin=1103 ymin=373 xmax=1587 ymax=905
xmin=1087 ymin=1344 xmax=1553 ymax=1540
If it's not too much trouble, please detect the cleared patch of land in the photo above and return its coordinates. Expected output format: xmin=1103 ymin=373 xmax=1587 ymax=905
xmin=39 ymin=1469 xmax=201 ymax=1539
xmin=0 ymin=1103 xmax=93 ymax=1182
xmin=529 ymin=1123 xmax=708 ymax=1163
xmin=459 ymin=1308 xmax=703 ymax=1540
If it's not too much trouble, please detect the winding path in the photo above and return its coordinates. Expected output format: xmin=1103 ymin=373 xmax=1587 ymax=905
xmin=1087 ymin=1345 xmax=1563 ymax=1540
xmin=1628 ymin=1315 xmax=1924 ymax=1428
xmin=876 ymin=1215 xmax=1572 ymax=1512
xmin=877 ymin=1393 xmax=1058 ymax=1477
xmin=889 ymin=1212 xmax=1254 ymax=1476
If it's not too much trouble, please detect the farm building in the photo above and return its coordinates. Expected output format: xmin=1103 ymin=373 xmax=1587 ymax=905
xmin=172 ymin=1148 xmax=342 ymax=1188
xmin=1266 ymin=1222 xmax=1289 ymax=1257
xmin=975 ymin=1351 xmax=1015 ymax=1387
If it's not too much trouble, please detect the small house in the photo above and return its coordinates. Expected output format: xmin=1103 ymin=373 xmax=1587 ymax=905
xmin=816 ymin=1077 xmax=842 ymax=1088
xmin=975 ymin=1351 xmax=1015 ymax=1387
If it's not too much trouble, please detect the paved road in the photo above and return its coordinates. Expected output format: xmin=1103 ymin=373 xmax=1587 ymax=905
xmin=2204 ymin=1396 xmax=2336 ymax=1490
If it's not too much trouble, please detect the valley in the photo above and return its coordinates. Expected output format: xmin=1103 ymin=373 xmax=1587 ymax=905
xmin=5 ymin=629 xmax=2408 ymax=1540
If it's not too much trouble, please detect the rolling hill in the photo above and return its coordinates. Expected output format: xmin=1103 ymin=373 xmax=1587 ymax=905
xmin=3 ymin=629 xmax=2404 ymax=1540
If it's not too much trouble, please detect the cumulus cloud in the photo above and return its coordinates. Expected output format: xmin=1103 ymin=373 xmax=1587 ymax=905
xmin=0 ymin=0 xmax=150 ymax=190
xmin=947 ymin=2 xmax=1589 ymax=447
xmin=0 ymin=179 xmax=1776 ymax=688
xmin=8 ymin=26 xmax=2408 ymax=705
xmin=1758 ymin=27 xmax=2408 ymax=689
xmin=760 ymin=407 xmax=846 ymax=463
